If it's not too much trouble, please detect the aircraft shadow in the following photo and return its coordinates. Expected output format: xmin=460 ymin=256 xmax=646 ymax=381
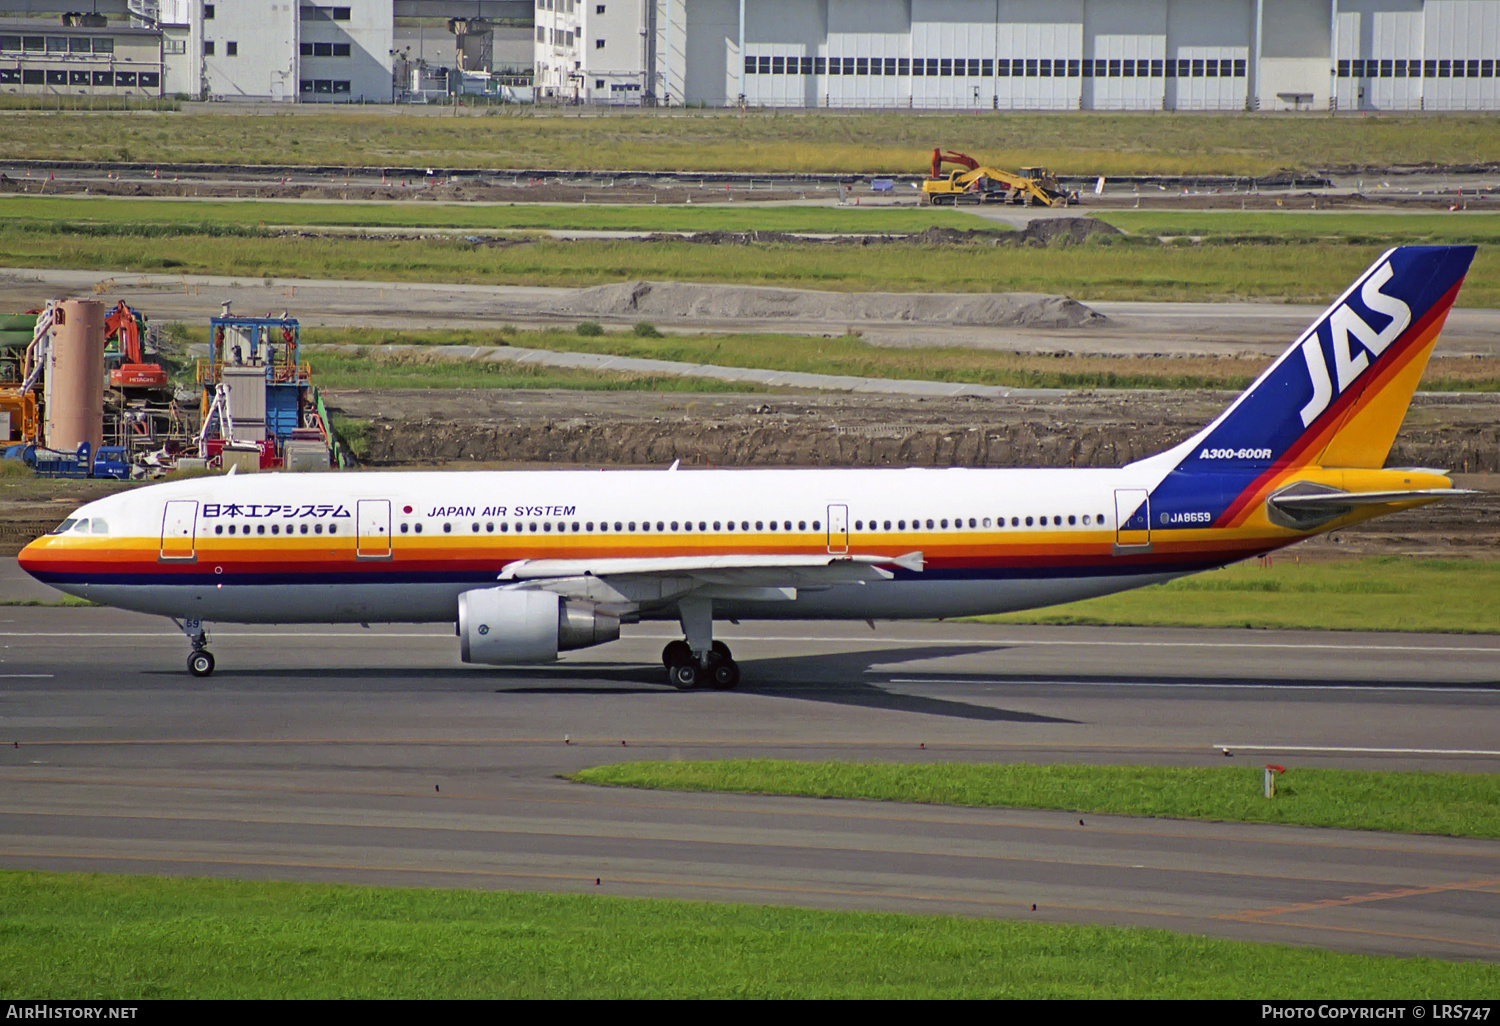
xmin=491 ymin=644 xmax=1080 ymax=724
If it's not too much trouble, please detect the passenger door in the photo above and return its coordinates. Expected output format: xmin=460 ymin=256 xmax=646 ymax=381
xmin=1113 ymin=489 xmax=1152 ymax=555
xmin=356 ymin=499 xmax=392 ymax=559
xmin=159 ymin=500 xmax=198 ymax=561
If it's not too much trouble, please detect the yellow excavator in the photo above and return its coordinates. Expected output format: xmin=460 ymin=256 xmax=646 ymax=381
xmin=921 ymin=149 xmax=1079 ymax=207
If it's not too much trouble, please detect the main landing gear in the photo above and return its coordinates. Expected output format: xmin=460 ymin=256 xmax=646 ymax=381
xmin=662 ymin=596 xmax=740 ymax=689
xmin=175 ymin=618 xmax=215 ymax=677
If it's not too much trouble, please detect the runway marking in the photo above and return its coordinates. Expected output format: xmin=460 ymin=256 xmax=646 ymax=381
xmin=0 ymin=674 xmax=53 ymax=679
xmin=1225 ymin=877 xmax=1500 ymax=922
xmin=887 ymin=678 xmax=1500 ymax=694
xmin=11 ymin=772 xmax=1497 ymax=860
xmin=644 ymin=634 xmax=1500 ymax=655
xmin=6 ymin=630 xmax=1499 ymax=656
xmin=1211 ymin=744 xmax=1500 ymax=757
xmin=6 ymin=847 xmax=1496 ymax=954
xmin=1230 ymin=918 xmax=1500 ymax=954
xmin=1 ymin=807 xmax=1372 ymax=887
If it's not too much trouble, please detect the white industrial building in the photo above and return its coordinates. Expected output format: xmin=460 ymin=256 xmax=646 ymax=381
xmin=535 ymin=0 xmax=1500 ymax=110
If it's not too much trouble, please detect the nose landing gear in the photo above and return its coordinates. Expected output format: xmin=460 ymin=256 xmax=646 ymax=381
xmin=174 ymin=618 xmax=215 ymax=677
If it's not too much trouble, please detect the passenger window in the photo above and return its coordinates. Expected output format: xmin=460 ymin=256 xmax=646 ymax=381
xmin=656 ymin=522 xmax=665 ymax=532
xmin=415 ymin=523 xmax=423 ymax=534
xmin=813 ymin=521 xmax=820 ymax=531
xmin=671 ymin=521 xmax=680 ymax=531
xmin=1025 ymin=516 xmax=1033 ymax=526
xmin=699 ymin=522 xmax=707 ymax=531
xmin=798 ymin=521 xmax=806 ymax=531
xmin=768 ymin=521 xmax=777 ymax=531
xmin=1011 ymin=517 xmax=1019 ymax=527
xmin=854 ymin=521 xmax=862 ymax=530
xmin=487 ymin=523 xmax=495 ymax=532
xmin=400 ymin=524 xmax=408 ymax=534
xmin=572 ymin=522 xmax=580 ymax=532
xmin=272 ymin=525 xmax=280 ymax=535
xmin=1082 ymin=515 xmax=1091 ymax=525
xmin=444 ymin=523 xmax=453 ymax=534
xmin=472 ymin=523 xmax=480 ymax=533
xmin=713 ymin=521 xmax=721 ymax=531
xmin=228 ymin=524 xmax=236 ymax=535
xmin=898 ymin=520 xmax=906 ymax=530
xmin=215 ymin=525 xmax=223 ymax=535
xmin=543 ymin=523 xmax=551 ymax=533
xmin=1099 ymin=513 xmax=1107 ymax=524
xmin=500 ymin=523 xmax=509 ymax=533
xmin=784 ymin=521 xmax=791 ymax=530
xmin=315 ymin=524 xmax=324 ymax=534
xmin=968 ymin=518 xmax=976 ymax=528
xmin=940 ymin=519 xmax=948 ymax=529
xmin=585 ymin=522 xmax=593 ymax=532
xmin=926 ymin=519 xmax=934 ymax=529
xmin=529 ymin=523 xmax=538 ymax=533
xmin=1068 ymin=515 xmax=1076 ymax=525
xmin=982 ymin=518 xmax=991 ymax=527
xmin=742 ymin=522 xmax=750 ymax=531
xmin=257 ymin=524 xmax=265 ymax=535
xmin=301 ymin=524 xmax=309 ymax=535
xmin=883 ymin=521 xmax=891 ymax=530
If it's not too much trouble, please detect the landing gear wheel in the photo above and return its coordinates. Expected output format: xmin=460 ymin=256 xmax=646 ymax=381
xmin=669 ymin=660 xmax=701 ymax=689
xmin=712 ymin=640 xmax=732 ymax=661
xmin=187 ymin=650 xmax=215 ymax=678
xmin=708 ymin=658 xmax=740 ymax=690
xmin=662 ymin=640 xmax=691 ymax=669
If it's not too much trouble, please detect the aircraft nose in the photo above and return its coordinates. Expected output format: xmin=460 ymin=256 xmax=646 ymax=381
xmin=16 ymin=535 xmax=50 ymax=579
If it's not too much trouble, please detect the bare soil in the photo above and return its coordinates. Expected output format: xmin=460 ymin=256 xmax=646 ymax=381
xmin=319 ymin=387 xmax=1500 ymax=561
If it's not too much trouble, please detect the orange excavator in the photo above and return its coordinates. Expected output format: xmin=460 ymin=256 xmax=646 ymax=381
xmin=105 ymin=301 xmax=169 ymax=391
xmin=923 ymin=147 xmax=1078 ymax=207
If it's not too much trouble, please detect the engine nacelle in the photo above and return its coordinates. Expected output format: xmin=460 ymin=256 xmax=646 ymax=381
xmin=457 ymin=588 xmax=620 ymax=664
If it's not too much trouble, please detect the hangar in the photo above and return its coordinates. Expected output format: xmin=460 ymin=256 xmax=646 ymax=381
xmin=534 ymin=0 xmax=1500 ymax=111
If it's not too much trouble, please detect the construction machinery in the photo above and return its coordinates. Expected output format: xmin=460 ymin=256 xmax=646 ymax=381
xmin=921 ymin=148 xmax=1079 ymax=207
xmin=105 ymin=301 xmax=170 ymax=393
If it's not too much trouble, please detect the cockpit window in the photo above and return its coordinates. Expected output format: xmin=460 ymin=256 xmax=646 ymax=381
xmin=49 ymin=518 xmax=76 ymax=535
xmin=90 ymin=518 xmax=109 ymax=535
xmin=71 ymin=519 xmax=91 ymax=534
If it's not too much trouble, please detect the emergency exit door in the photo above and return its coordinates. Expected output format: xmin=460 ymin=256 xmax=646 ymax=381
xmin=826 ymin=504 xmax=849 ymax=554
xmin=356 ymin=499 xmax=392 ymax=559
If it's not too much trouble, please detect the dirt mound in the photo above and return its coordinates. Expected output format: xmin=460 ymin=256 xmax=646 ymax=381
xmin=1016 ymin=217 xmax=1124 ymax=246
xmin=557 ymin=281 xmax=1107 ymax=329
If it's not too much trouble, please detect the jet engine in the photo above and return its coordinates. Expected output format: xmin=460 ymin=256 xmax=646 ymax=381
xmin=457 ymin=588 xmax=620 ymax=664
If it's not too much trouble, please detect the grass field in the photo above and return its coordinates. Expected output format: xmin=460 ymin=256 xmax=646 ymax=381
xmin=571 ymin=762 xmax=1500 ymax=839
xmin=0 ymin=195 xmax=987 ymax=236
xmin=3 ymin=871 xmax=1496 ymax=998
xmin=270 ymin=326 xmax=1498 ymax=392
xmin=3 ymin=110 xmax=1500 ymax=175
xmin=8 ymin=225 xmax=1500 ymax=306
xmin=1098 ymin=210 xmax=1500 ymax=246
xmin=977 ymin=557 xmax=1500 ymax=633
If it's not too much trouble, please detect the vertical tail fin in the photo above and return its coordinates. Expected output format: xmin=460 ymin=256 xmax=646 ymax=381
xmin=1156 ymin=245 xmax=1473 ymax=474
xmin=1138 ymin=245 xmax=1474 ymax=526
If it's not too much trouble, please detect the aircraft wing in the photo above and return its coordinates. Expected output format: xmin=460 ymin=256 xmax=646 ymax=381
xmin=497 ymin=552 xmax=924 ymax=607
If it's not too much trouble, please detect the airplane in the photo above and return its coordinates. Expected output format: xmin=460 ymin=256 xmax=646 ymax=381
xmin=18 ymin=245 xmax=1478 ymax=687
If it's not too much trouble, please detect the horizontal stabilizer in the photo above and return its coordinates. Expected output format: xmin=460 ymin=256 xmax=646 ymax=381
xmin=1269 ymin=488 xmax=1478 ymax=511
xmin=1265 ymin=484 xmax=1476 ymax=529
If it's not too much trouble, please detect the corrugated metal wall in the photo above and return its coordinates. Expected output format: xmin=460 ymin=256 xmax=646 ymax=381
xmin=725 ymin=0 xmax=1497 ymax=110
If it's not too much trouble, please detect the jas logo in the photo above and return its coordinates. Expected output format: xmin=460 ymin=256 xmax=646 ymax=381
xmin=1297 ymin=261 xmax=1411 ymax=427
